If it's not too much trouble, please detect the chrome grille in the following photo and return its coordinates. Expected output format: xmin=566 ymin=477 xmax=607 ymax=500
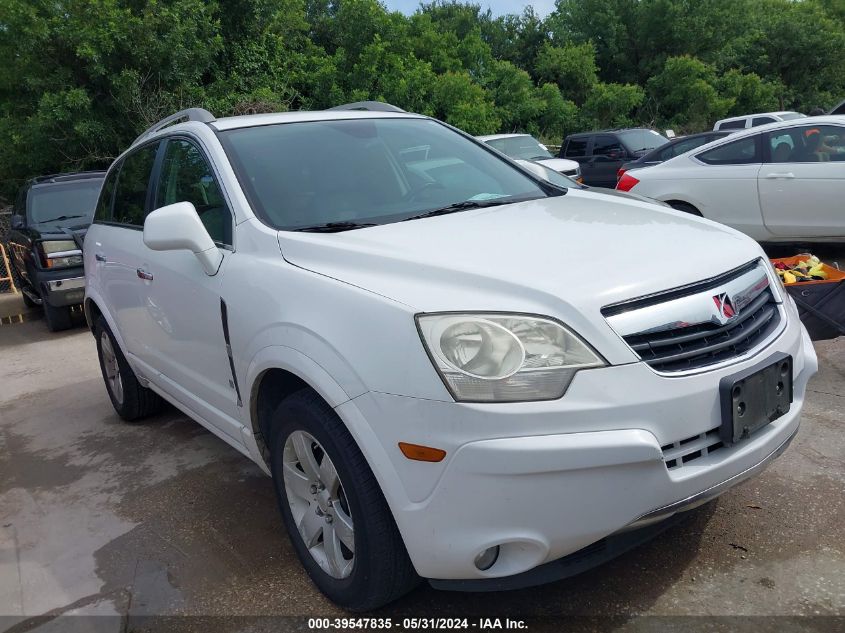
xmin=604 ymin=260 xmax=782 ymax=373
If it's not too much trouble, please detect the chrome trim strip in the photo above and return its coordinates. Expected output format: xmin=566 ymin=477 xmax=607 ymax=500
xmin=622 ymin=426 xmax=798 ymax=531
xmin=606 ymin=263 xmax=771 ymax=338
xmin=46 ymin=249 xmax=83 ymax=259
xmin=46 ymin=276 xmax=85 ymax=291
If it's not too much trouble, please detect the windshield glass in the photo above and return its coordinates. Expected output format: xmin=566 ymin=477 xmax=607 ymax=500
xmin=220 ymin=118 xmax=549 ymax=230
xmin=618 ymin=129 xmax=669 ymax=152
xmin=27 ymin=179 xmax=103 ymax=226
xmin=484 ymin=135 xmax=552 ymax=160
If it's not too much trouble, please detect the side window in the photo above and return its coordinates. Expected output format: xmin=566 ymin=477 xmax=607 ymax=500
xmin=564 ymin=138 xmax=588 ymax=158
xmin=767 ymin=131 xmax=797 ymax=163
xmin=592 ymin=135 xmax=624 ymax=158
xmin=697 ymin=136 xmax=760 ymax=165
xmin=111 ymin=144 xmax=158 ymax=226
xmin=751 ymin=117 xmax=777 ymax=127
xmin=782 ymin=124 xmax=845 ymax=163
xmin=155 ymin=139 xmax=232 ymax=246
xmin=94 ymin=165 xmax=121 ymax=223
xmin=719 ymin=120 xmax=747 ymax=130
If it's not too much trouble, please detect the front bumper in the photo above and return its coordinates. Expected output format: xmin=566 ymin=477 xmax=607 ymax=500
xmin=338 ymin=308 xmax=817 ymax=582
xmin=38 ymin=273 xmax=85 ymax=307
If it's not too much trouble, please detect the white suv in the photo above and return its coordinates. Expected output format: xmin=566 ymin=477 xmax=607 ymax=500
xmin=84 ymin=104 xmax=817 ymax=610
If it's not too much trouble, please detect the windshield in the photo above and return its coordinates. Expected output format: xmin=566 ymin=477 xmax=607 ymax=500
xmin=27 ymin=180 xmax=103 ymax=226
xmin=484 ymin=135 xmax=553 ymax=160
xmin=220 ymin=118 xmax=550 ymax=231
xmin=779 ymin=112 xmax=807 ymax=121
xmin=618 ymin=129 xmax=669 ymax=152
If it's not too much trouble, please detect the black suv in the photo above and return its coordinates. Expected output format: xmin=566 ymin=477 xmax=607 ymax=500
xmin=558 ymin=129 xmax=668 ymax=187
xmin=6 ymin=171 xmax=105 ymax=330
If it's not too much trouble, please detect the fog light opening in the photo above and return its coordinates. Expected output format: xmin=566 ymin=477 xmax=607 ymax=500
xmin=474 ymin=545 xmax=500 ymax=571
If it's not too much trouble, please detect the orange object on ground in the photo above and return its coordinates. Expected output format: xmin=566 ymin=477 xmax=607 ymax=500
xmin=769 ymin=254 xmax=845 ymax=285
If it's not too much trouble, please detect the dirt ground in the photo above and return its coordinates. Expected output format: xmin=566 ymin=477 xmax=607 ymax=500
xmin=0 ymin=291 xmax=843 ymax=633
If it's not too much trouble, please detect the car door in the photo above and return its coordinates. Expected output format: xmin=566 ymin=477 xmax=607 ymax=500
xmin=562 ymin=136 xmax=591 ymax=181
xmin=93 ymin=142 xmax=161 ymax=357
xmin=758 ymin=123 xmax=845 ymax=238
xmin=586 ymin=135 xmax=626 ymax=187
xmin=136 ymin=137 xmax=242 ymax=439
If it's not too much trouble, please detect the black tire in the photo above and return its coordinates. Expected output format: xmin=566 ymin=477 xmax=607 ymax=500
xmin=94 ymin=316 xmax=163 ymax=421
xmin=668 ymin=201 xmax=702 ymax=217
xmin=43 ymin=300 xmax=73 ymax=332
xmin=269 ymin=389 xmax=419 ymax=611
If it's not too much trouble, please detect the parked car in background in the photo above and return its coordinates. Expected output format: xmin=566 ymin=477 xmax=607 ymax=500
xmin=616 ymin=130 xmax=733 ymax=182
xmin=713 ymin=111 xmax=806 ymax=131
xmin=617 ymin=116 xmax=845 ymax=242
xmin=477 ymin=133 xmax=582 ymax=181
xmin=830 ymin=100 xmax=845 ymax=115
xmin=6 ymin=171 xmax=104 ymax=330
xmin=558 ymin=128 xmax=668 ymax=187
xmin=86 ymin=105 xmax=815 ymax=611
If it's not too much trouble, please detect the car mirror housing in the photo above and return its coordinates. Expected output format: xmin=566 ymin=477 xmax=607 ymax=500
xmin=10 ymin=214 xmax=24 ymax=229
xmin=143 ymin=201 xmax=223 ymax=275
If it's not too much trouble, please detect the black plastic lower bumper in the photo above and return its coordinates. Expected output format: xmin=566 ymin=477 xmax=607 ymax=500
xmin=428 ymin=512 xmax=690 ymax=593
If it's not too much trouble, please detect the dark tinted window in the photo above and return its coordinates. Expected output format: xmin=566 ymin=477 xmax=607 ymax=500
xmin=221 ymin=118 xmax=547 ymax=231
xmin=592 ymin=135 xmax=624 ymax=157
xmin=564 ymin=138 xmax=588 ymax=157
xmin=768 ymin=125 xmax=845 ymax=163
xmin=697 ymin=136 xmax=760 ymax=165
xmin=156 ymin=139 xmax=232 ymax=245
xmin=27 ymin=179 xmax=103 ymax=226
xmin=719 ymin=119 xmax=747 ymax=130
xmin=751 ymin=117 xmax=776 ymax=127
xmin=94 ymin=168 xmax=120 ymax=223
xmin=112 ymin=144 xmax=158 ymax=226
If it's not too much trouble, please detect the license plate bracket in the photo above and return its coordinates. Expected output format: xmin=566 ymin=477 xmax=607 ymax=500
xmin=719 ymin=353 xmax=793 ymax=446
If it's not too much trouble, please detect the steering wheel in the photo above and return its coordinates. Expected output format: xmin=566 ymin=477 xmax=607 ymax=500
xmin=405 ymin=180 xmax=445 ymax=203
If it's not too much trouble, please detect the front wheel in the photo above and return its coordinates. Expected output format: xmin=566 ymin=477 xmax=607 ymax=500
xmin=269 ymin=390 xmax=419 ymax=610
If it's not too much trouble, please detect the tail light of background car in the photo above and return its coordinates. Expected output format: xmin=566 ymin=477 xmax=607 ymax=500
xmin=616 ymin=173 xmax=640 ymax=192
xmin=616 ymin=167 xmax=627 ymax=182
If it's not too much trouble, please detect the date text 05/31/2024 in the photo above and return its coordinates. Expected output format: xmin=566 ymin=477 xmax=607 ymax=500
xmin=307 ymin=618 xmax=529 ymax=630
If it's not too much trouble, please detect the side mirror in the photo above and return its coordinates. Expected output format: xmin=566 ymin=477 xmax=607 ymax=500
xmin=10 ymin=214 xmax=24 ymax=229
xmin=143 ymin=202 xmax=223 ymax=276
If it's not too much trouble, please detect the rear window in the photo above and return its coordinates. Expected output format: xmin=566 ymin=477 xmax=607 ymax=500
xmin=751 ymin=117 xmax=776 ymax=127
xmin=564 ymin=138 xmax=588 ymax=157
xmin=697 ymin=136 xmax=760 ymax=165
xmin=27 ymin=179 xmax=103 ymax=226
xmin=485 ymin=136 xmax=552 ymax=161
xmin=718 ymin=119 xmax=747 ymax=130
xmin=617 ymin=129 xmax=668 ymax=153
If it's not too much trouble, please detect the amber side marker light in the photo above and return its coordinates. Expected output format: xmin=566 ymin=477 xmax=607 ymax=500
xmin=398 ymin=442 xmax=447 ymax=462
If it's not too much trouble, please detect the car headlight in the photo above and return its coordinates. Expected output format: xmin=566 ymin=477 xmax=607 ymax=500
xmin=416 ymin=313 xmax=605 ymax=402
xmin=39 ymin=240 xmax=83 ymax=269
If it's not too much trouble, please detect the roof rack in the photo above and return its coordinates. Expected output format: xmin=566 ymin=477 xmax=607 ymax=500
xmin=327 ymin=101 xmax=406 ymax=113
xmin=133 ymin=107 xmax=216 ymax=145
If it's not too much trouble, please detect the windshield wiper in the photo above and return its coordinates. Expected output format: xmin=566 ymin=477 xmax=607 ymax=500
xmin=294 ymin=221 xmax=378 ymax=233
xmin=35 ymin=214 xmax=85 ymax=224
xmin=402 ymin=198 xmax=513 ymax=222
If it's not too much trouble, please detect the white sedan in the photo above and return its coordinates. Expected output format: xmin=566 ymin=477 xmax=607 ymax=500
xmin=617 ymin=116 xmax=845 ymax=242
xmin=478 ymin=133 xmax=582 ymax=182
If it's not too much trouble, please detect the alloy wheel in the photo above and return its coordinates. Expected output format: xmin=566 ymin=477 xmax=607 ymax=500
xmin=283 ymin=430 xmax=355 ymax=579
xmin=100 ymin=332 xmax=124 ymax=406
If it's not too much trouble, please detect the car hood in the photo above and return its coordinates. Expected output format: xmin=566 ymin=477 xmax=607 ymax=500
xmin=535 ymin=157 xmax=579 ymax=172
xmin=276 ymin=190 xmax=763 ymax=348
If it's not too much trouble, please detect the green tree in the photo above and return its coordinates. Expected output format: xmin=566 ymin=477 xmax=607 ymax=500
xmin=646 ymin=56 xmax=732 ymax=131
xmin=535 ymin=41 xmax=598 ymax=105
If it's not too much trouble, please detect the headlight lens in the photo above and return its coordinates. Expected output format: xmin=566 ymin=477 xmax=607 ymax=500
xmin=417 ymin=313 xmax=605 ymax=402
xmin=39 ymin=240 xmax=82 ymax=268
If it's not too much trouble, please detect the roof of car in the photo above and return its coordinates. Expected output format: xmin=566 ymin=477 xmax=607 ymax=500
xmin=210 ymin=109 xmax=424 ymax=132
xmin=565 ymin=128 xmax=656 ymax=138
xmin=476 ymin=133 xmax=533 ymax=142
xmin=717 ymin=111 xmax=803 ymax=122
xmin=29 ymin=171 xmax=106 ymax=186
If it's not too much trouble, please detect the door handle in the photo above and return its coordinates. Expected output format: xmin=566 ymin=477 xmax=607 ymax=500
xmin=95 ymin=253 xmax=107 ymax=262
xmin=765 ymin=172 xmax=795 ymax=179
xmin=136 ymin=268 xmax=154 ymax=281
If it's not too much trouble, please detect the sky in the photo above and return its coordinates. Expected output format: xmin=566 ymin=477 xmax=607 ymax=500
xmin=383 ymin=0 xmax=557 ymax=18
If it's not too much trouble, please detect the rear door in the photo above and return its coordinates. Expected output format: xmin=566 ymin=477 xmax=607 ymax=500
xmin=758 ymin=123 xmax=845 ymax=238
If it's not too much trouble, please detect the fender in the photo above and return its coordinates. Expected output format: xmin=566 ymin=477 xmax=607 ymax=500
xmin=83 ymin=289 xmax=136 ymax=373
